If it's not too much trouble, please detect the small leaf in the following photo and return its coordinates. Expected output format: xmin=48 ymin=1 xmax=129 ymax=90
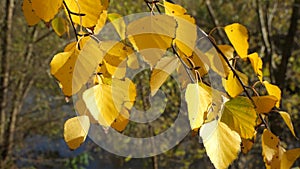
xmin=248 ymin=52 xmax=263 ymax=82
xmin=64 ymin=116 xmax=90 ymax=150
xmin=221 ymin=97 xmax=257 ymax=139
xmin=31 ymin=0 xmax=63 ymax=22
xmin=263 ymin=81 xmax=281 ymax=108
xmin=107 ymin=13 xmax=126 ymax=39
xmin=185 ymin=83 xmax=212 ymax=130
xmin=51 ymin=17 xmax=68 ymax=36
xmin=241 ymin=138 xmax=254 ymax=154
xmin=200 ymin=120 xmax=241 ymax=169
xmin=281 ymin=148 xmax=300 ymax=169
xmin=252 ymin=95 xmax=278 ymax=113
xmin=94 ymin=10 xmax=108 ymax=34
xmin=22 ymin=0 xmax=41 ymax=26
xmin=278 ymin=111 xmax=297 ymax=138
xmin=111 ymin=108 xmax=130 ymax=132
xmin=150 ymin=56 xmax=180 ymax=96
xmin=64 ymin=0 xmax=105 ymax=27
xmin=262 ymin=129 xmax=280 ymax=163
xmin=224 ymin=23 xmax=249 ymax=59
xmin=222 ymin=70 xmax=248 ymax=97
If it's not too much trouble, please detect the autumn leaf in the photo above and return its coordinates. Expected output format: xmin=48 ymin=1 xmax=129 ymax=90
xmin=248 ymin=52 xmax=263 ymax=82
xmin=281 ymin=148 xmax=300 ymax=169
xmin=22 ymin=0 xmax=41 ymax=26
xmin=205 ymin=47 xmax=230 ymax=78
xmin=126 ymin=15 xmax=176 ymax=67
xmin=185 ymin=83 xmax=212 ymax=130
xmin=50 ymin=38 xmax=103 ymax=96
xmin=93 ymin=10 xmax=108 ymax=34
xmin=222 ymin=70 xmax=248 ymax=97
xmin=64 ymin=115 xmax=90 ymax=150
xmin=51 ymin=17 xmax=68 ymax=36
xmin=64 ymin=0 xmax=105 ymax=27
xmin=221 ymin=97 xmax=257 ymax=139
xmin=262 ymin=129 xmax=280 ymax=163
xmin=278 ymin=111 xmax=297 ymax=138
xmin=241 ymin=138 xmax=254 ymax=154
xmin=111 ymin=108 xmax=130 ymax=132
xmin=263 ymin=81 xmax=281 ymax=108
xmin=31 ymin=0 xmax=63 ymax=22
xmin=252 ymin=95 xmax=278 ymax=113
xmin=107 ymin=13 xmax=126 ymax=40
xmin=150 ymin=56 xmax=180 ymax=96
xmin=224 ymin=23 xmax=249 ymax=59
xmin=200 ymin=120 xmax=241 ymax=169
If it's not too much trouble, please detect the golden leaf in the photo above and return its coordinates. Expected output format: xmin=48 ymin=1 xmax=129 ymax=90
xmin=22 ymin=0 xmax=41 ymax=26
xmin=200 ymin=120 xmax=241 ymax=169
xmin=222 ymin=70 xmax=248 ymax=97
xmin=263 ymin=81 xmax=281 ymax=108
xmin=224 ymin=23 xmax=249 ymax=59
xmin=278 ymin=111 xmax=297 ymax=138
xmin=64 ymin=116 xmax=90 ymax=150
xmin=248 ymin=52 xmax=263 ymax=82
xmin=31 ymin=0 xmax=62 ymax=22
xmin=252 ymin=95 xmax=278 ymax=113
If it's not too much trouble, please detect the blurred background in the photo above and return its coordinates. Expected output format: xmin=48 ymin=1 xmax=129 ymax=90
xmin=0 ymin=0 xmax=299 ymax=168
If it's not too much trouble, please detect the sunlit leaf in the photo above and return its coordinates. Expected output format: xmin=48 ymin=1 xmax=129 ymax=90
xmin=64 ymin=115 xmax=90 ymax=150
xmin=224 ymin=23 xmax=249 ymax=59
xmin=200 ymin=120 xmax=241 ymax=169
xmin=248 ymin=52 xmax=263 ymax=82
xmin=108 ymin=13 xmax=126 ymax=40
xmin=221 ymin=97 xmax=257 ymax=139
xmin=51 ymin=17 xmax=68 ymax=36
xmin=64 ymin=0 xmax=104 ymax=27
xmin=278 ymin=111 xmax=297 ymax=138
xmin=252 ymin=95 xmax=277 ymax=113
xmin=22 ymin=0 xmax=41 ymax=26
xmin=50 ymin=38 xmax=103 ymax=96
xmin=263 ymin=81 xmax=281 ymax=108
xmin=111 ymin=108 xmax=130 ymax=132
xmin=126 ymin=15 xmax=176 ymax=67
xmin=281 ymin=148 xmax=300 ymax=169
xmin=222 ymin=70 xmax=248 ymax=97
xmin=31 ymin=0 xmax=63 ymax=22
xmin=93 ymin=10 xmax=108 ymax=34
xmin=150 ymin=56 xmax=180 ymax=96
xmin=186 ymin=83 xmax=212 ymax=130
xmin=205 ymin=47 xmax=230 ymax=78
xmin=164 ymin=0 xmax=187 ymax=16
xmin=262 ymin=129 xmax=280 ymax=163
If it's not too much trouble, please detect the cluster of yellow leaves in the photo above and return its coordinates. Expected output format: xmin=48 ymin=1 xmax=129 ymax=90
xmin=23 ymin=1 xmax=299 ymax=168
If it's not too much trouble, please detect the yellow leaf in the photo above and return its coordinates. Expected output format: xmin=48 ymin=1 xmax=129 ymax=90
xmin=126 ymin=15 xmax=176 ymax=67
xmin=248 ymin=52 xmax=263 ymax=82
xmin=221 ymin=97 xmax=257 ymax=139
xmin=241 ymin=138 xmax=254 ymax=154
xmin=50 ymin=38 xmax=103 ymax=96
xmin=185 ymin=83 xmax=212 ymax=130
xmin=111 ymin=108 xmax=130 ymax=132
xmin=83 ymin=84 xmax=119 ymax=126
xmin=164 ymin=0 xmax=187 ymax=16
xmin=278 ymin=111 xmax=297 ymax=138
xmin=263 ymin=81 xmax=281 ymax=108
xmin=222 ymin=70 xmax=248 ymax=97
xmin=64 ymin=116 xmax=90 ymax=150
xmin=93 ymin=10 xmax=108 ymax=34
xmin=31 ymin=0 xmax=63 ymax=22
xmin=150 ymin=56 xmax=180 ymax=96
xmin=281 ymin=148 xmax=300 ymax=169
xmin=107 ymin=13 xmax=126 ymax=40
xmin=262 ymin=129 xmax=280 ymax=163
xmin=224 ymin=23 xmax=249 ymax=59
xmin=205 ymin=47 xmax=230 ymax=78
xmin=252 ymin=95 xmax=278 ymax=113
xmin=22 ymin=0 xmax=41 ymax=26
xmin=51 ymin=17 xmax=68 ymax=36
xmin=64 ymin=0 xmax=104 ymax=27
xmin=200 ymin=120 xmax=241 ymax=169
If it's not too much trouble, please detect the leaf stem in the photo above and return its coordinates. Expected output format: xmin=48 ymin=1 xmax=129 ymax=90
xmin=63 ymin=1 xmax=80 ymax=49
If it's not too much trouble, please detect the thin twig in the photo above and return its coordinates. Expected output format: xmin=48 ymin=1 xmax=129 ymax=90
xmin=63 ymin=1 xmax=79 ymax=47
